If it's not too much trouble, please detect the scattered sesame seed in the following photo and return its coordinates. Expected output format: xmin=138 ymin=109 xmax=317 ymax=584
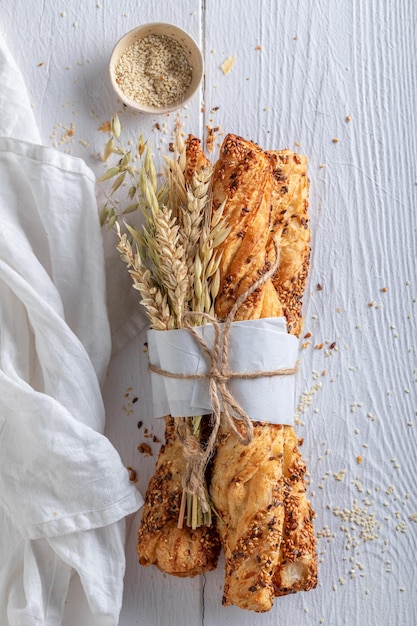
xmin=396 ymin=521 xmax=408 ymax=533
xmin=333 ymin=468 xmax=347 ymax=481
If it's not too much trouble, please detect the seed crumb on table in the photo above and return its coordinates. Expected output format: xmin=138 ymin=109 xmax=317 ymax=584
xmin=137 ymin=442 xmax=153 ymax=456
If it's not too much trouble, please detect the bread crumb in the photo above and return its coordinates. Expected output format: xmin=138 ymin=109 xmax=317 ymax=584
xmin=98 ymin=120 xmax=112 ymax=133
xmin=126 ymin=466 xmax=137 ymax=482
xmin=221 ymin=55 xmax=237 ymax=75
xmin=137 ymin=442 xmax=153 ymax=456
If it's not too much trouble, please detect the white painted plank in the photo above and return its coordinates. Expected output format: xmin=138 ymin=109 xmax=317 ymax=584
xmin=202 ymin=1 xmax=417 ymax=625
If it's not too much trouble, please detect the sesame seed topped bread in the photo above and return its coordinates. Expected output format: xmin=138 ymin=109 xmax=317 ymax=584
xmin=209 ymin=134 xmax=317 ymax=612
xmin=183 ymin=134 xmax=211 ymax=181
xmin=273 ymin=425 xmax=317 ymax=597
xmin=136 ymin=416 xmax=221 ymax=577
xmin=136 ymin=133 xmax=317 ymax=609
xmin=212 ymin=134 xmax=284 ymax=322
xmin=136 ymin=137 xmax=221 ymax=578
xmin=267 ymin=149 xmax=310 ymax=337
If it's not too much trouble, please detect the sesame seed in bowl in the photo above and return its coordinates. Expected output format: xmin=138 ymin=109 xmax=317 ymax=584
xmin=109 ymin=23 xmax=204 ymax=114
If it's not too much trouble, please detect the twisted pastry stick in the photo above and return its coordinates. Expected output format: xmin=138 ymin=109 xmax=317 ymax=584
xmin=137 ymin=416 xmax=220 ymax=576
xmin=136 ymin=137 xmax=221 ymax=577
xmin=209 ymin=135 xmax=317 ymax=611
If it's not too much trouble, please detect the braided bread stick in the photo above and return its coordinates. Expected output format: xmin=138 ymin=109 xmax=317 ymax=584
xmin=136 ymin=137 xmax=221 ymax=577
xmin=267 ymin=149 xmax=310 ymax=338
xmin=209 ymin=134 xmax=316 ymax=611
xmin=267 ymin=150 xmax=317 ymax=595
xmin=137 ymin=416 xmax=220 ymax=576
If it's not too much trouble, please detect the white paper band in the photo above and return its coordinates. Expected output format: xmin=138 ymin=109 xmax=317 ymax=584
xmin=147 ymin=317 xmax=298 ymax=425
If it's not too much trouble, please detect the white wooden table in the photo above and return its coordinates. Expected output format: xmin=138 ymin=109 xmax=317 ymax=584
xmin=2 ymin=1 xmax=416 ymax=624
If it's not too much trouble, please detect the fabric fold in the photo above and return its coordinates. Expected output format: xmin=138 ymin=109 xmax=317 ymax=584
xmin=0 ymin=35 xmax=143 ymax=626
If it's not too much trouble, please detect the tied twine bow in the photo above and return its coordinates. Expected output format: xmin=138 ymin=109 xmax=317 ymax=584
xmin=148 ymin=238 xmax=297 ymax=514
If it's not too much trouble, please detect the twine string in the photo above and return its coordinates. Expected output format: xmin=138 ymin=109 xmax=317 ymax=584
xmin=148 ymin=237 xmax=297 ymax=510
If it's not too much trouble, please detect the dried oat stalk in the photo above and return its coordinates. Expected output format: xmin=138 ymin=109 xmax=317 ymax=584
xmin=98 ymin=115 xmax=229 ymax=527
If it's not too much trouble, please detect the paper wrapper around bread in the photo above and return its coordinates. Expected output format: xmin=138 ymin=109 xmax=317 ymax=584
xmin=147 ymin=317 xmax=298 ymax=424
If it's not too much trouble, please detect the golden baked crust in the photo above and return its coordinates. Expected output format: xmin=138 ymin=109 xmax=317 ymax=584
xmin=136 ymin=133 xmax=316 ymax=600
xmin=212 ymin=134 xmax=283 ymax=321
xmin=137 ymin=136 xmax=221 ymax=578
xmin=273 ymin=426 xmax=317 ymax=595
xmin=184 ymin=134 xmax=210 ymax=182
xmin=137 ymin=417 xmax=221 ymax=577
xmin=210 ymin=420 xmax=286 ymax=611
xmin=268 ymin=150 xmax=310 ymax=336
xmin=209 ymin=134 xmax=316 ymax=611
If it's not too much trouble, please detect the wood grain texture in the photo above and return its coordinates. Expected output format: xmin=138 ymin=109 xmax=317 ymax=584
xmin=1 ymin=0 xmax=417 ymax=625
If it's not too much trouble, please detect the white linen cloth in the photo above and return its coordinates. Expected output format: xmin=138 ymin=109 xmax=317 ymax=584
xmin=0 ymin=36 xmax=143 ymax=625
